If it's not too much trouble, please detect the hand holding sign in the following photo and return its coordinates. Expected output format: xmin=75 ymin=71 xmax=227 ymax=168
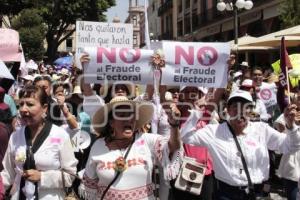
xmin=80 ymin=53 xmax=90 ymax=70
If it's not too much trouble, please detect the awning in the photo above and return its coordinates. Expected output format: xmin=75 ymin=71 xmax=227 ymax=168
xmin=240 ymin=26 xmax=300 ymax=47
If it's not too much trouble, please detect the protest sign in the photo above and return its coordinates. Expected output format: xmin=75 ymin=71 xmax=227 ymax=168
xmin=0 ymin=60 xmax=14 ymax=80
xmin=161 ymin=41 xmax=230 ymax=87
xmin=83 ymin=47 xmax=154 ymax=85
xmin=257 ymin=83 xmax=277 ymax=108
xmin=0 ymin=28 xmax=21 ymax=62
xmin=75 ymin=21 xmax=133 ymax=69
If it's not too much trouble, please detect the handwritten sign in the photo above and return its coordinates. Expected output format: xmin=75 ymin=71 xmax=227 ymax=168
xmin=0 ymin=28 xmax=21 ymax=62
xmin=83 ymin=47 xmax=154 ymax=84
xmin=75 ymin=21 xmax=133 ymax=69
xmin=161 ymin=41 xmax=230 ymax=87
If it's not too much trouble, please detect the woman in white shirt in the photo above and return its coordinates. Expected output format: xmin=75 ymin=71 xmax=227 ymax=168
xmin=80 ymin=96 xmax=182 ymax=200
xmin=1 ymin=85 xmax=78 ymax=200
xmin=180 ymin=90 xmax=300 ymax=200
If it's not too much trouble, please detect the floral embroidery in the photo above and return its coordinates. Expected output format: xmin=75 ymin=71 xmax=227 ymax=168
xmin=97 ymin=158 xmax=146 ymax=170
xmin=83 ymin=174 xmax=99 ymax=190
xmin=15 ymin=146 xmax=26 ymax=163
xmin=98 ymin=184 xmax=154 ymax=200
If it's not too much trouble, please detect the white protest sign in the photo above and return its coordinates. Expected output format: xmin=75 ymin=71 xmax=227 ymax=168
xmin=161 ymin=41 xmax=230 ymax=87
xmin=75 ymin=21 xmax=133 ymax=69
xmin=83 ymin=47 xmax=154 ymax=84
xmin=257 ymin=83 xmax=277 ymax=108
xmin=70 ymin=130 xmax=91 ymax=152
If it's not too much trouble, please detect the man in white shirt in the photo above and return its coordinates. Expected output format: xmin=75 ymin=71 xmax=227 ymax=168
xmin=180 ymin=90 xmax=300 ymax=200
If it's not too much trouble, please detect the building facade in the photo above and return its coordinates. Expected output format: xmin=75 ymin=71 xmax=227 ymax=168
xmin=158 ymin=0 xmax=284 ymax=42
xmin=125 ymin=0 xmax=144 ymax=48
xmin=148 ymin=0 xmax=162 ymax=40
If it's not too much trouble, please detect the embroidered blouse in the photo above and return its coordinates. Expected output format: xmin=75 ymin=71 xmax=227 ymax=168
xmin=80 ymin=132 xmax=182 ymax=200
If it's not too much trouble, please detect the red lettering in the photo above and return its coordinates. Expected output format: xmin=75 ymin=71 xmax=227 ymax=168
xmin=97 ymin=47 xmax=116 ymax=63
xmin=175 ymin=46 xmax=194 ymax=65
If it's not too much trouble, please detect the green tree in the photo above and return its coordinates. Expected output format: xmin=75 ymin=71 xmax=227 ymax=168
xmin=1 ymin=0 xmax=115 ymax=62
xmin=37 ymin=0 xmax=115 ymax=63
xmin=11 ymin=9 xmax=46 ymax=61
xmin=279 ymin=0 xmax=300 ymax=28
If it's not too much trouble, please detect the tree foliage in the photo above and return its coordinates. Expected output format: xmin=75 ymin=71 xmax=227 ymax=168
xmin=0 ymin=0 xmax=36 ymax=16
xmin=279 ymin=0 xmax=300 ymax=28
xmin=36 ymin=0 xmax=115 ymax=62
xmin=11 ymin=9 xmax=46 ymax=61
xmin=1 ymin=0 xmax=115 ymax=62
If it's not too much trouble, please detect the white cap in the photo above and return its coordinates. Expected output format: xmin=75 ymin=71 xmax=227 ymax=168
xmin=228 ymin=90 xmax=253 ymax=102
xmin=240 ymin=61 xmax=249 ymax=67
xmin=241 ymin=79 xmax=253 ymax=87
xmin=59 ymin=68 xmax=69 ymax=76
xmin=233 ymin=71 xmax=243 ymax=79
xmin=180 ymin=86 xmax=208 ymax=94
xmin=21 ymin=75 xmax=34 ymax=81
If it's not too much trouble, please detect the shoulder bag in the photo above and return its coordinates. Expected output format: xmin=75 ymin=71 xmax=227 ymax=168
xmin=174 ymin=151 xmax=207 ymax=196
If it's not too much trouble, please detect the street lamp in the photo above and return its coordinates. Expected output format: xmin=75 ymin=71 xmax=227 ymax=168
xmin=217 ymin=0 xmax=253 ymax=45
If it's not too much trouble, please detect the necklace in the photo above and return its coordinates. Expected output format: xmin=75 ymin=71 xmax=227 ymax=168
xmin=114 ymin=148 xmax=127 ymax=173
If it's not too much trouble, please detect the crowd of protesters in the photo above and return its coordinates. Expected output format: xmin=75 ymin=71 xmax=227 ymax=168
xmin=0 ymin=52 xmax=299 ymax=200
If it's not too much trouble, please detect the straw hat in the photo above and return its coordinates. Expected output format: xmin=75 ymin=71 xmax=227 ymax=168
xmin=92 ymin=96 xmax=154 ymax=136
xmin=180 ymin=86 xmax=208 ymax=94
xmin=21 ymin=75 xmax=34 ymax=82
xmin=99 ymin=83 xmax=135 ymax=97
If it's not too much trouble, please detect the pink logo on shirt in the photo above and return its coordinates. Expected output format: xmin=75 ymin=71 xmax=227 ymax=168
xmin=246 ymin=140 xmax=256 ymax=147
xmin=50 ymin=137 xmax=62 ymax=144
xmin=136 ymin=139 xmax=145 ymax=146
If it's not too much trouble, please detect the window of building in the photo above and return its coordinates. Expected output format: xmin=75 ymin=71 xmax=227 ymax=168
xmin=178 ymin=0 xmax=182 ymax=13
xmin=133 ymin=35 xmax=138 ymax=45
xmin=184 ymin=14 xmax=191 ymax=34
xmin=152 ymin=2 xmax=155 ymax=11
xmin=192 ymin=11 xmax=198 ymax=31
xmin=177 ymin=20 xmax=183 ymax=36
xmin=185 ymin=0 xmax=190 ymax=9
xmin=133 ymin=15 xmax=137 ymax=26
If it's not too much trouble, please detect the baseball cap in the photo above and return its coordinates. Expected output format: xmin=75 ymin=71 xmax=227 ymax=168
xmin=233 ymin=71 xmax=243 ymax=79
xmin=241 ymin=79 xmax=254 ymax=88
xmin=228 ymin=90 xmax=253 ymax=103
xmin=22 ymin=75 xmax=34 ymax=82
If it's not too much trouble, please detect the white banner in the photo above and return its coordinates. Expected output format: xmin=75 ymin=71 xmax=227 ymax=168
xmin=75 ymin=21 xmax=133 ymax=69
xmin=257 ymin=83 xmax=277 ymax=108
xmin=83 ymin=47 xmax=154 ymax=84
xmin=161 ymin=41 xmax=230 ymax=87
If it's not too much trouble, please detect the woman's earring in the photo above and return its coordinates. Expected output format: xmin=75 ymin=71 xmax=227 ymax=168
xmin=42 ymin=113 xmax=47 ymax=120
